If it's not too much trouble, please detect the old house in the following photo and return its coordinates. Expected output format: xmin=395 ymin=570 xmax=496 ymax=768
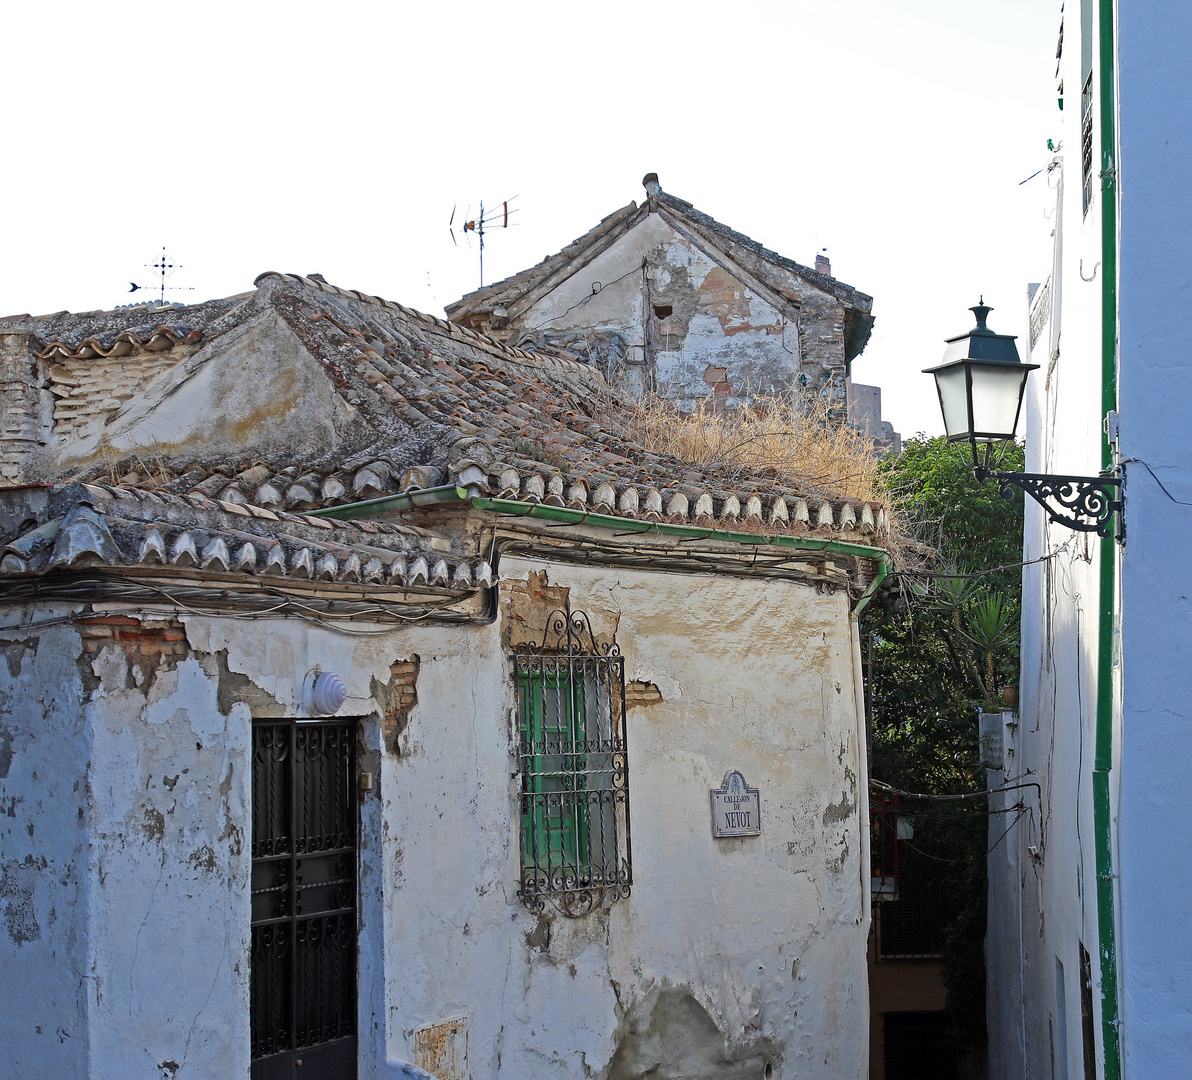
xmin=0 ymin=271 xmax=892 ymax=1079
xmin=985 ymin=5 xmax=1192 ymax=1080
xmin=446 ymin=175 xmax=877 ymax=422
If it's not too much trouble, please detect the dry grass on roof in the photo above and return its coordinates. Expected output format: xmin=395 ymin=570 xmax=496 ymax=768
xmin=622 ymin=394 xmax=890 ymax=508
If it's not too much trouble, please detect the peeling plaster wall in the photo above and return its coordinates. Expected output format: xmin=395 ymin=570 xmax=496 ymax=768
xmin=0 ymin=623 xmax=89 ymax=1078
xmin=512 ymin=214 xmax=848 ymax=411
xmin=1 ymin=558 xmax=867 ymax=1079
xmin=381 ymin=558 xmax=868 ymax=1080
xmin=0 ymin=611 xmax=255 ymax=1079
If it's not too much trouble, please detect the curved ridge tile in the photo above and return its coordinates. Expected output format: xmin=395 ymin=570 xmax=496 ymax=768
xmin=201 ymin=537 xmax=230 ymax=571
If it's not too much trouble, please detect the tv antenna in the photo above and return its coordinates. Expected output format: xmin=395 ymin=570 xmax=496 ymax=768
xmin=129 ymin=247 xmax=195 ymax=305
xmin=449 ymin=197 xmax=518 ymax=288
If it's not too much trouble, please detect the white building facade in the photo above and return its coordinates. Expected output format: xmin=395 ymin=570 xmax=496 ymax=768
xmin=987 ymin=4 xmax=1192 ymax=1078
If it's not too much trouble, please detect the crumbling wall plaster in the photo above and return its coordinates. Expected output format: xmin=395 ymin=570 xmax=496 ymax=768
xmin=3 ymin=556 xmax=867 ymax=1080
xmin=510 ymin=212 xmax=846 ymax=412
xmin=0 ymin=606 xmax=448 ymax=1079
xmin=0 ymin=622 xmax=89 ymax=1079
xmin=382 ymin=558 xmax=868 ymax=1080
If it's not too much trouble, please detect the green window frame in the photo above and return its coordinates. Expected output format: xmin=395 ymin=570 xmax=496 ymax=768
xmin=513 ymin=609 xmax=631 ymax=917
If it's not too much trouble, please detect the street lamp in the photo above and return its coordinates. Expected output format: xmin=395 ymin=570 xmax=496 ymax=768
xmin=924 ymin=300 xmax=1122 ymax=538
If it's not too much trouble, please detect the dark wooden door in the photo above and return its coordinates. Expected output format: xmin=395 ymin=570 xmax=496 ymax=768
xmin=251 ymin=719 xmax=357 ymax=1080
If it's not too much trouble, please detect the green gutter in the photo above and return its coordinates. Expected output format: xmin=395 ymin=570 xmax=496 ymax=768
xmin=306 ymin=485 xmax=469 ymax=519
xmin=467 ymin=496 xmax=893 ymax=616
xmin=313 ymin=485 xmax=892 ymax=613
xmin=1095 ymin=0 xmax=1122 ymax=1075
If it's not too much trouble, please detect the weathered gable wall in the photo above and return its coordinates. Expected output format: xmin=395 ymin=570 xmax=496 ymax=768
xmin=510 ymin=213 xmax=849 ymax=412
xmin=0 ymin=304 xmax=377 ymax=484
xmin=55 ymin=306 xmax=363 ymax=472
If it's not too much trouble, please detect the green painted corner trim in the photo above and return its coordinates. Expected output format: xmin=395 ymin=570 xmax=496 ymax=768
xmin=1096 ymin=0 xmax=1123 ymax=1074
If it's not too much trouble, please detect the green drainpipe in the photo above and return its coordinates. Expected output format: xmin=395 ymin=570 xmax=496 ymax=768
xmin=1095 ymin=0 xmax=1122 ymax=1075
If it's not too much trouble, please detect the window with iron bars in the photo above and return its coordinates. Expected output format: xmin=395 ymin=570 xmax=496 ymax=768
xmin=513 ymin=608 xmax=632 ymax=917
xmin=1081 ymin=71 xmax=1095 ymax=216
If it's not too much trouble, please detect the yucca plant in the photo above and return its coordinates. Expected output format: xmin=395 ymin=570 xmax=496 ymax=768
xmin=962 ymin=591 xmax=1018 ymax=708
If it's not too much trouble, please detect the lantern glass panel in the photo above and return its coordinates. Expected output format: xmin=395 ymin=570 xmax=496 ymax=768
xmin=968 ymin=363 xmax=1029 ymax=441
xmin=933 ymin=365 xmax=972 ymax=440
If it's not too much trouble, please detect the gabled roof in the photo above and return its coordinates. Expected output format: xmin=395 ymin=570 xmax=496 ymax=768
xmin=0 ymin=272 xmax=889 ymax=542
xmin=445 ymin=176 xmax=875 ymax=361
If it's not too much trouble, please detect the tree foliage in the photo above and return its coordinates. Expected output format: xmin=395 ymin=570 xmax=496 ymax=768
xmin=866 ymin=436 xmax=1025 ymax=786
xmin=864 ymin=436 xmax=1025 ymax=1062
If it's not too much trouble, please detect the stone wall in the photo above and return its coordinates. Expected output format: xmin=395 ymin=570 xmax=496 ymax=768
xmin=0 ymin=331 xmax=50 ymax=482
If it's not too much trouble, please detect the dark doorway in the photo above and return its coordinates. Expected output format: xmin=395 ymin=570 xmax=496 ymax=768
xmin=882 ymin=1011 xmax=957 ymax=1080
xmin=251 ymin=719 xmax=357 ymax=1080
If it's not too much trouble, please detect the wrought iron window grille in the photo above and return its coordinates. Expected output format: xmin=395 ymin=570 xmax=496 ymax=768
xmin=513 ymin=607 xmax=632 ymax=917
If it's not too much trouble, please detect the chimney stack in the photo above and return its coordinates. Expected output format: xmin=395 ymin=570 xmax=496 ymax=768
xmin=642 ymin=172 xmax=662 ymax=196
xmin=815 ymin=251 xmax=832 ymax=277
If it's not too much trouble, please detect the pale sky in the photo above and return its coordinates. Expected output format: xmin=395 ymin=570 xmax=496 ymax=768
xmin=2 ymin=0 xmax=1059 ymax=439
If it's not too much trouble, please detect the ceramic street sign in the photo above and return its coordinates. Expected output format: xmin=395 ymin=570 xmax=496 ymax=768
xmin=711 ymin=769 xmax=761 ymax=837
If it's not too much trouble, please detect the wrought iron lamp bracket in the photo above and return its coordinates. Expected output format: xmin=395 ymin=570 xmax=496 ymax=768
xmin=974 ymin=467 xmax=1123 ymax=539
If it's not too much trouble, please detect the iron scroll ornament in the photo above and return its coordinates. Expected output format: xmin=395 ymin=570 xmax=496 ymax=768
xmin=976 ymin=467 xmax=1123 ymax=538
xmin=516 ymin=606 xmax=624 ymax=659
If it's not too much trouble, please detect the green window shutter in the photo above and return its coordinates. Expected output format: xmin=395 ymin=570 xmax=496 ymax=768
xmin=512 ymin=608 xmax=632 ymax=916
xmin=519 ymin=666 xmax=588 ymax=876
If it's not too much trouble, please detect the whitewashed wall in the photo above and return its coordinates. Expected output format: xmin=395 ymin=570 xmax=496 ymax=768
xmin=991 ymin=6 xmax=1192 ymax=1079
xmin=0 ymin=557 xmax=869 ymax=1079
xmin=1115 ymin=4 xmax=1192 ymax=1074
xmin=378 ymin=558 xmax=869 ymax=1080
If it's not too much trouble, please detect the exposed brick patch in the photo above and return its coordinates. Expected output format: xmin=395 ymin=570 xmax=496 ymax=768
xmin=79 ymin=614 xmax=189 ymax=664
xmin=625 ymin=681 xmax=663 ymax=708
xmin=500 ymin=571 xmax=571 ymax=651
xmin=373 ymin=655 xmax=419 ymax=756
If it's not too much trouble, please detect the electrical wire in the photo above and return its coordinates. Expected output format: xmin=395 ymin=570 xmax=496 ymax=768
xmin=894 ymin=805 xmax=1030 ymax=864
xmin=522 ymin=261 xmax=647 ymax=334
xmin=1121 ymin=457 xmax=1192 ymax=506
xmin=890 ymin=540 xmax=1074 ymax=582
xmin=871 ymin=777 xmax=1042 ymax=802
xmin=0 ymin=574 xmax=497 ymax=633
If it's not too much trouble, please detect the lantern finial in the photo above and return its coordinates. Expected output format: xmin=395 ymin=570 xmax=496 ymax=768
xmin=971 ymin=298 xmax=992 ymax=332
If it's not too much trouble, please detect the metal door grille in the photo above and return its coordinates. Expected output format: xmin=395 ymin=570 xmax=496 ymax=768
xmin=514 ymin=608 xmax=631 ymax=918
xmin=251 ymin=719 xmax=357 ymax=1080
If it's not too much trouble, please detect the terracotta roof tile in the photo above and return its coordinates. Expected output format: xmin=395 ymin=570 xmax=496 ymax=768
xmin=0 ymin=484 xmax=488 ymax=594
xmin=1 ymin=272 xmax=890 ymax=543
